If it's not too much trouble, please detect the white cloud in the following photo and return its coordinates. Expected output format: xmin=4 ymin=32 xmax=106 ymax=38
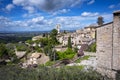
xmin=87 ymin=0 xmax=95 ymax=5
xmin=12 ymin=0 xmax=85 ymax=12
xmin=6 ymin=4 xmax=14 ymax=11
xmin=0 ymin=16 xmax=47 ymax=31
xmin=13 ymin=0 xmax=26 ymax=6
xmin=109 ymin=5 xmax=115 ymax=9
xmin=109 ymin=3 xmax=120 ymax=9
xmin=23 ymin=6 xmax=35 ymax=13
xmin=0 ymin=12 xmax=113 ymax=31
xmin=52 ymin=9 xmax=70 ymax=16
xmin=81 ymin=12 xmax=99 ymax=17
xmin=31 ymin=17 xmax=45 ymax=24
xmin=22 ymin=13 xmax=41 ymax=18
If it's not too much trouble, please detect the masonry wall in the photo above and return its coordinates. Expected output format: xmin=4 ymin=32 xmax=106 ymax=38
xmin=97 ymin=23 xmax=113 ymax=69
xmin=113 ymin=12 xmax=120 ymax=70
xmin=97 ymin=11 xmax=120 ymax=79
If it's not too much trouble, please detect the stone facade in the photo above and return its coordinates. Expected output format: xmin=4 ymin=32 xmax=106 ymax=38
xmin=113 ymin=11 xmax=120 ymax=70
xmin=57 ymin=26 xmax=96 ymax=47
xmin=97 ymin=10 xmax=120 ymax=79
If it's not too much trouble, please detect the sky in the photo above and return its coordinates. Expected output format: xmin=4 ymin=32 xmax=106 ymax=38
xmin=0 ymin=0 xmax=120 ymax=32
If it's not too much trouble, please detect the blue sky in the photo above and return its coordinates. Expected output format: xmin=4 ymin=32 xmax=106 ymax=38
xmin=0 ymin=0 xmax=120 ymax=31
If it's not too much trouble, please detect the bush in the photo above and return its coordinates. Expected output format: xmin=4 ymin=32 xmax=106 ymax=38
xmin=57 ymin=48 xmax=76 ymax=60
xmin=16 ymin=43 xmax=28 ymax=51
xmin=45 ymin=61 xmax=55 ymax=66
xmin=75 ymin=55 xmax=90 ymax=63
xmin=0 ymin=65 xmax=112 ymax=80
xmin=86 ymin=42 xmax=96 ymax=52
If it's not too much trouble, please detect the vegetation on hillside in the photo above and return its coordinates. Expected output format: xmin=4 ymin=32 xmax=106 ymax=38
xmin=86 ymin=42 xmax=96 ymax=52
xmin=0 ymin=65 xmax=112 ymax=80
xmin=57 ymin=48 xmax=76 ymax=60
xmin=0 ymin=43 xmax=18 ymax=64
xmin=67 ymin=36 xmax=72 ymax=48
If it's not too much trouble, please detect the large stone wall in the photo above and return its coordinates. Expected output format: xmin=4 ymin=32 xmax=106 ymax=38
xmin=113 ymin=12 xmax=120 ymax=70
xmin=97 ymin=23 xmax=113 ymax=69
xmin=97 ymin=11 xmax=120 ymax=79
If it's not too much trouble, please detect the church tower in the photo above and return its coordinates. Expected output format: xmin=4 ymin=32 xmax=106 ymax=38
xmin=56 ymin=24 xmax=60 ymax=34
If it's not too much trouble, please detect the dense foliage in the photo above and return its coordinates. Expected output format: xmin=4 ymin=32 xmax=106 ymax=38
xmin=0 ymin=43 xmax=18 ymax=64
xmin=0 ymin=65 xmax=112 ymax=80
xmin=67 ymin=36 xmax=72 ymax=48
xmin=57 ymin=48 xmax=76 ymax=60
xmin=16 ymin=43 xmax=28 ymax=51
xmin=86 ymin=42 xmax=96 ymax=52
xmin=49 ymin=29 xmax=59 ymax=45
xmin=0 ymin=36 xmax=32 ymax=43
xmin=0 ymin=43 xmax=8 ymax=58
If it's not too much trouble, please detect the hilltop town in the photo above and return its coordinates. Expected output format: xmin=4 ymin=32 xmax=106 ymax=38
xmin=0 ymin=10 xmax=120 ymax=80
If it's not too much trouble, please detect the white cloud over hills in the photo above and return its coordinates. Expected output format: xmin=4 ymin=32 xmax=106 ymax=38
xmin=0 ymin=12 xmax=112 ymax=31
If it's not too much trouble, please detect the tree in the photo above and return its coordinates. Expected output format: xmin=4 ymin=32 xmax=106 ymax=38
xmin=97 ymin=16 xmax=104 ymax=26
xmin=49 ymin=29 xmax=59 ymax=45
xmin=0 ymin=43 xmax=8 ymax=59
xmin=68 ymin=36 xmax=72 ymax=48
xmin=57 ymin=48 xmax=76 ymax=60
xmin=50 ymin=29 xmax=58 ymax=37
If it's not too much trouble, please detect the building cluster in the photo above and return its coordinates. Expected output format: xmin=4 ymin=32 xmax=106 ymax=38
xmin=57 ymin=25 xmax=97 ymax=47
xmin=22 ymin=52 xmax=49 ymax=68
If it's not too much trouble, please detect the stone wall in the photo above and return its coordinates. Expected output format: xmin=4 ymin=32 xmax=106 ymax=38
xmin=97 ymin=23 xmax=113 ymax=69
xmin=97 ymin=10 xmax=120 ymax=79
xmin=113 ymin=11 xmax=120 ymax=70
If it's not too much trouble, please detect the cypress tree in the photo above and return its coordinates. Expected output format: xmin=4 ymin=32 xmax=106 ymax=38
xmin=68 ymin=36 xmax=72 ymax=48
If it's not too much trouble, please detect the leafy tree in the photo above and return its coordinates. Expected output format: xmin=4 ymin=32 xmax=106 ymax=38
xmin=34 ymin=46 xmax=43 ymax=52
xmin=49 ymin=29 xmax=59 ymax=45
xmin=16 ymin=43 xmax=28 ymax=51
xmin=26 ymin=40 xmax=34 ymax=44
xmin=86 ymin=42 xmax=96 ymax=52
xmin=6 ymin=43 xmax=16 ymax=58
xmin=97 ymin=16 xmax=104 ymax=26
xmin=50 ymin=29 xmax=58 ymax=37
xmin=68 ymin=36 xmax=72 ymax=48
xmin=57 ymin=48 xmax=76 ymax=60
xmin=38 ymin=38 xmax=48 ymax=47
xmin=0 ymin=43 xmax=8 ymax=59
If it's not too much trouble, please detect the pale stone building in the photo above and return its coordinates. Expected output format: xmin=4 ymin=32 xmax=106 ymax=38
xmin=57 ymin=26 xmax=96 ymax=47
xmin=97 ymin=10 xmax=120 ymax=79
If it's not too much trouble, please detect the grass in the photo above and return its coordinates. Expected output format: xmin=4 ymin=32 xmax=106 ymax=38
xmin=75 ymin=55 xmax=90 ymax=63
xmin=45 ymin=61 xmax=55 ymax=66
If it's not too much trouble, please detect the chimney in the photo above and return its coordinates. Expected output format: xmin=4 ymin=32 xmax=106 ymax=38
xmin=113 ymin=10 xmax=120 ymax=27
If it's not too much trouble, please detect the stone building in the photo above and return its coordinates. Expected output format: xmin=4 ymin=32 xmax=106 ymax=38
xmin=57 ymin=26 xmax=96 ymax=47
xmin=97 ymin=10 xmax=120 ymax=79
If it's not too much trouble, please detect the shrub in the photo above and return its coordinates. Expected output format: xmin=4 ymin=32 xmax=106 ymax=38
xmin=75 ymin=55 xmax=90 ymax=63
xmin=86 ymin=42 xmax=96 ymax=52
xmin=0 ymin=65 xmax=112 ymax=80
xmin=16 ymin=43 xmax=28 ymax=51
xmin=57 ymin=48 xmax=76 ymax=60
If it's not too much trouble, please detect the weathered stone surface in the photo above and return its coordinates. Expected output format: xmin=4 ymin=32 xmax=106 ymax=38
xmin=113 ymin=11 xmax=120 ymax=70
xmin=97 ymin=23 xmax=113 ymax=70
xmin=97 ymin=10 xmax=120 ymax=79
